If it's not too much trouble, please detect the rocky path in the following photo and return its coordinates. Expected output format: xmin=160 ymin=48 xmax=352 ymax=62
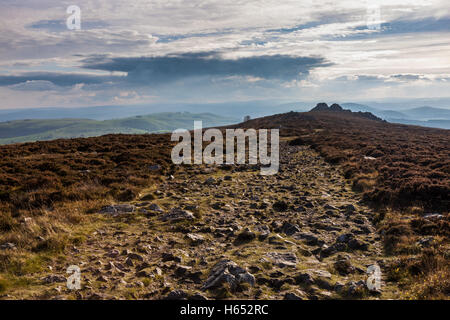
xmin=5 ymin=141 xmax=401 ymax=300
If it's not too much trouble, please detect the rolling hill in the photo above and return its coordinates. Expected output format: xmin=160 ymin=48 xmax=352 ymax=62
xmin=0 ymin=112 xmax=239 ymax=144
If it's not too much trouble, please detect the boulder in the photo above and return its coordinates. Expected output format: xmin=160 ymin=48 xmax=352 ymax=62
xmin=202 ymin=260 xmax=255 ymax=291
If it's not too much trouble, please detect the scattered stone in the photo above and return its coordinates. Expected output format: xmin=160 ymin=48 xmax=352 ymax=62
xmin=281 ymin=222 xmax=301 ymax=236
xmin=0 ymin=243 xmax=16 ymax=250
xmin=284 ymin=291 xmax=307 ymax=300
xmin=148 ymin=164 xmax=162 ymax=171
xmin=334 ymin=255 xmax=355 ymax=275
xmin=186 ymin=233 xmax=205 ymax=245
xmin=273 ymin=200 xmax=289 ymax=212
xmin=127 ymin=253 xmax=144 ymax=261
xmin=43 ymin=275 xmax=66 ymax=284
xmin=347 ymin=238 xmax=369 ymax=251
xmin=202 ymin=259 xmax=255 ymax=291
xmin=266 ymin=252 xmax=298 ymax=268
xmin=235 ymin=228 xmax=256 ymax=243
xmin=164 ymin=290 xmax=188 ymax=300
xmin=204 ymin=177 xmax=217 ymax=185
xmin=100 ymin=204 xmax=135 ymax=215
xmin=162 ymin=252 xmax=182 ymax=263
xmin=416 ymin=236 xmax=434 ymax=247
xmin=160 ymin=208 xmax=194 ymax=222
xmin=148 ymin=203 xmax=163 ymax=212
xmin=292 ymin=232 xmax=321 ymax=246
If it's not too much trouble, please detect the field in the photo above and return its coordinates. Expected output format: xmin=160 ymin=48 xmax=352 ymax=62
xmin=0 ymin=109 xmax=449 ymax=299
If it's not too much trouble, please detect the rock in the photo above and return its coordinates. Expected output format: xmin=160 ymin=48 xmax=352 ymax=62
xmin=106 ymin=249 xmax=120 ymax=258
xmin=96 ymin=275 xmax=108 ymax=282
xmin=100 ymin=204 xmax=135 ymax=215
xmin=319 ymin=244 xmax=337 ymax=258
xmin=336 ymin=233 xmax=354 ymax=243
xmin=416 ymin=236 xmax=434 ymax=247
xmin=202 ymin=259 xmax=255 ymax=291
xmin=186 ymin=233 xmax=205 ymax=245
xmin=295 ymin=273 xmax=315 ymax=285
xmin=162 ymin=252 xmax=182 ymax=263
xmin=423 ymin=213 xmax=443 ymax=220
xmin=43 ymin=275 xmax=66 ymax=284
xmin=235 ymin=228 xmax=256 ymax=243
xmin=284 ymin=291 xmax=307 ymax=300
xmin=0 ymin=243 xmax=16 ymax=250
xmin=255 ymin=225 xmax=270 ymax=241
xmin=160 ymin=208 xmax=194 ymax=222
xmin=175 ymin=265 xmax=192 ymax=276
xmin=164 ymin=290 xmax=188 ymax=300
xmin=266 ymin=252 xmax=298 ymax=268
xmin=127 ymin=253 xmax=145 ymax=261
xmin=334 ymin=255 xmax=355 ymax=275
xmin=204 ymin=177 xmax=217 ymax=185
xmin=273 ymin=200 xmax=289 ymax=212
xmin=124 ymin=257 xmax=134 ymax=267
xmin=347 ymin=238 xmax=369 ymax=251
xmin=281 ymin=222 xmax=301 ymax=236
xmin=344 ymin=204 xmax=356 ymax=213
xmin=346 ymin=280 xmax=367 ymax=297
xmin=148 ymin=164 xmax=162 ymax=171
xmin=191 ymin=293 xmax=208 ymax=300
xmin=148 ymin=203 xmax=163 ymax=212
xmin=324 ymin=204 xmax=338 ymax=210
xmin=292 ymin=232 xmax=321 ymax=246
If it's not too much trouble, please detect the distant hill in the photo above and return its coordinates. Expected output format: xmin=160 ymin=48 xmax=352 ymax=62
xmin=340 ymin=103 xmax=450 ymax=128
xmin=0 ymin=112 xmax=238 ymax=145
xmin=404 ymin=106 xmax=450 ymax=120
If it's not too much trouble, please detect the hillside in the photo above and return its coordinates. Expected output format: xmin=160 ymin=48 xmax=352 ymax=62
xmin=0 ymin=112 xmax=238 ymax=145
xmin=0 ymin=105 xmax=448 ymax=300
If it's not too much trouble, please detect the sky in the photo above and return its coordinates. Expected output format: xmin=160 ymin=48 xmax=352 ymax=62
xmin=0 ymin=0 xmax=449 ymax=109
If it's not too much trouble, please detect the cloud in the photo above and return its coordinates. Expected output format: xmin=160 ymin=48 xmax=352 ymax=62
xmin=28 ymin=19 xmax=110 ymax=32
xmin=82 ymin=52 xmax=330 ymax=84
xmin=0 ymin=72 xmax=122 ymax=87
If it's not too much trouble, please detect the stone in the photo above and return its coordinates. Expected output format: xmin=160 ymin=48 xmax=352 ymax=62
xmin=127 ymin=253 xmax=144 ymax=261
xmin=100 ymin=204 xmax=135 ymax=215
xmin=160 ymin=208 xmax=194 ymax=222
xmin=186 ymin=233 xmax=205 ymax=245
xmin=348 ymin=238 xmax=369 ymax=251
xmin=148 ymin=203 xmax=163 ymax=212
xmin=336 ymin=233 xmax=354 ymax=243
xmin=0 ymin=242 xmax=16 ymax=250
xmin=334 ymin=255 xmax=355 ymax=275
xmin=148 ymin=164 xmax=162 ymax=171
xmin=281 ymin=222 xmax=301 ymax=236
xmin=292 ymin=232 xmax=321 ymax=246
xmin=164 ymin=290 xmax=188 ymax=300
xmin=273 ymin=200 xmax=289 ymax=212
xmin=162 ymin=252 xmax=182 ymax=263
xmin=235 ymin=228 xmax=256 ymax=242
xmin=202 ymin=259 xmax=255 ymax=291
xmin=266 ymin=252 xmax=298 ymax=268
xmin=284 ymin=291 xmax=307 ymax=300
xmin=204 ymin=177 xmax=217 ymax=185
xmin=43 ymin=275 xmax=66 ymax=284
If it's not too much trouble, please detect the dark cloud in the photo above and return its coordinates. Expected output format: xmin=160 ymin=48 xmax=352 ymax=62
xmin=0 ymin=72 xmax=122 ymax=87
xmin=82 ymin=52 xmax=330 ymax=84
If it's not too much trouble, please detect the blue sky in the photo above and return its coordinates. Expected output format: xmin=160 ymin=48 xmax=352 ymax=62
xmin=0 ymin=0 xmax=449 ymax=109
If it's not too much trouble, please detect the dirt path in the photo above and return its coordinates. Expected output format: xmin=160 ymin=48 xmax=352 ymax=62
xmin=5 ymin=141 xmax=401 ymax=300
